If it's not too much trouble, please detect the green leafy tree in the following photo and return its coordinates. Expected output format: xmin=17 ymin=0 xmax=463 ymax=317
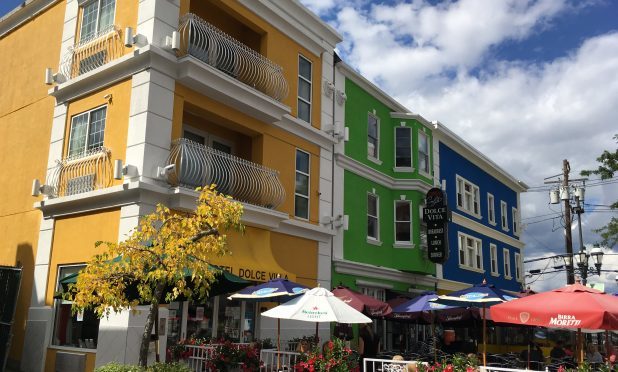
xmin=69 ymin=186 xmax=243 ymax=367
xmin=581 ymin=134 xmax=618 ymax=248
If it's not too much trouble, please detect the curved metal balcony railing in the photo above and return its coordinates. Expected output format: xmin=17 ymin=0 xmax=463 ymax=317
xmin=177 ymin=13 xmax=289 ymax=102
xmin=166 ymin=138 xmax=286 ymax=209
xmin=48 ymin=147 xmax=113 ymax=197
xmin=60 ymin=25 xmax=123 ymax=79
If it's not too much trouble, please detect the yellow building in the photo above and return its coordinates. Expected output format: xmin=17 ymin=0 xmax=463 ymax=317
xmin=0 ymin=0 xmax=342 ymax=370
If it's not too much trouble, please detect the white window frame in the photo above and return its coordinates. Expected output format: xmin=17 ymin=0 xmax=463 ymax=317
xmin=394 ymin=126 xmax=413 ymax=172
xmin=294 ymin=149 xmax=310 ymax=220
xmin=512 ymin=207 xmax=520 ymax=236
xmin=297 ymin=55 xmax=312 ymax=124
xmin=501 ymin=201 xmax=509 ymax=231
xmin=367 ymin=113 xmax=380 ymax=163
xmin=367 ymin=193 xmax=380 ymax=243
xmin=418 ymin=130 xmax=430 ymax=177
xmin=419 ymin=203 xmax=427 ymax=250
xmin=503 ymin=248 xmax=512 ymax=279
xmin=394 ymin=200 xmax=412 ymax=248
xmin=487 ymin=193 xmax=496 ymax=226
xmin=67 ymin=105 xmax=107 ymax=158
xmin=490 ymin=244 xmax=499 ymax=277
xmin=514 ymin=252 xmax=522 ymax=282
xmin=359 ymin=286 xmax=386 ymax=302
xmin=455 ymin=175 xmax=481 ymax=218
xmin=457 ymin=232 xmax=484 ymax=272
xmin=79 ymin=0 xmax=116 ymax=41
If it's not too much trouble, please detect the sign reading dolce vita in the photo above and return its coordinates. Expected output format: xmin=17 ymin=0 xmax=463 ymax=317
xmin=423 ymin=188 xmax=449 ymax=263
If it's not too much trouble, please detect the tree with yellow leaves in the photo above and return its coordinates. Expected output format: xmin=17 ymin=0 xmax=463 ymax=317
xmin=68 ymin=186 xmax=243 ymax=367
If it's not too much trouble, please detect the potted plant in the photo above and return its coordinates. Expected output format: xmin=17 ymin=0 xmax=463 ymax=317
xmin=294 ymin=338 xmax=359 ymax=372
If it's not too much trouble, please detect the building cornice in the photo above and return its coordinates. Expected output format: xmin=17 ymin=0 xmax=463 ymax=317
xmin=451 ymin=211 xmax=525 ymax=249
xmin=335 ymin=153 xmax=432 ymax=192
xmin=0 ymin=0 xmax=59 ymax=37
xmin=390 ymin=112 xmax=433 ymax=130
xmin=336 ymin=61 xmax=408 ymax=112
xmin=334 ymin=259 xmax=437 ymax=289
xmin=276 ymin=114 xmax=337 ymax=149
xmin=433 ymin=122 xmax=529 ymax=192
xmin=437 ymin=278 xmax=471 ymax=292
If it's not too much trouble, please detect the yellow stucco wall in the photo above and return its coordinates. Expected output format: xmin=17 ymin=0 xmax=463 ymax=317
xmin=270 ymin=232 xmax=318 ymax=288
xmin=0 ymin=0 xmax=66 ymax=362
xmin=183 ymin=0 xmax=324 ymax=129
xmin=173 ymin=85 xmax=321 ymax=224
xmin=45 ymin=209 xmax=120 ymax=306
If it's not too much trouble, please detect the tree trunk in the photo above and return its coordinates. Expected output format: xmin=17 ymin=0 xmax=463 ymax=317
xmin=139 ymin=282 xmax=165 ymax=367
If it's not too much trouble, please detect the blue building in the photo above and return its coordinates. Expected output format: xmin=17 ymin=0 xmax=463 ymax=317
xmin=432 ymin=123 xmax=528 ymax=293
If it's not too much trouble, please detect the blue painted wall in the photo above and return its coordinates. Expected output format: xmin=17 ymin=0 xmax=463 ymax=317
xmin=439 ymin=142 xmax=523 ymax=292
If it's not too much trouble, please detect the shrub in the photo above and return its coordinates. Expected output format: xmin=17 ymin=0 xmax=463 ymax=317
xmin=95 ymin=362 xmax=191 ymax=372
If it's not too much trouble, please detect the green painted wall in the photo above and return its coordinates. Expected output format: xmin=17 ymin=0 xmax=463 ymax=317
xmin=343 ymin=78 xmax=434 ymax=184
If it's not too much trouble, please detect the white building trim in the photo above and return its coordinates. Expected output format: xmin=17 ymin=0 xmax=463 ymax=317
xmin=333 ymin=259 xmax=437 ymax=289
xmin=451 ymin=212 xmax=525 ymax=249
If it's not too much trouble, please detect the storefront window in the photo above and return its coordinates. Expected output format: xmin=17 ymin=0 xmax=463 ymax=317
xmin=186 ymin=299 xmax=215 ymax=340
xmin=52 ymin=265 xmax=99 ymax=349
xmin=167 ymin=301 xmax=184 ymax=346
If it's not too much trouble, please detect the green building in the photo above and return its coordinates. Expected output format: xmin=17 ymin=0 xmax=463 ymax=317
xmin=329 ymin=59 xmax=437 ymax=349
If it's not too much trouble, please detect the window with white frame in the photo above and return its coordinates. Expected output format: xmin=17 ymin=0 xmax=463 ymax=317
xmin=68 ymin=106 xmax=107 ymax=157
xmin=456 ymin=176 xmax=480 ymax=217
xmin=458 ymin=233 xmax=483 ymax=271
xmin=490 ymin=244 xmax=498 ymax=276
xmin=512 ymin=207 xmax=520 ymax=235
xmin=294 ymin=150 xmax=310 ymax=219
xmin=501 ymin=201 xmax=509 ymax=231
xmin=79 ymin=0 xmax=116 ymax=41
xmin=514 ymin=252 xmax=522 ymax=281
xmin=395 ymin=127 xmax=411 ymax=169
xmin=419 ymin=203 xmax=427 ymax=249
xmin=52 ymin=265 xmax=100 ymax=349
xmin=487 ymin=193 xmax=496 ymax=225
xmin=297 ymin=55 xmax=312 ymax=123
xmin=418 ymin=131 xmax=430 ymax=175
xmin=367 ymin=193 xmax=379 ymax=240
xmin=394 ymin=200 xmax=411 ymax=244
xmin=368 ymin=114 xmax=379 ymax=159
xmin=360 ymin=286 xmax=386 ymax=302
xmin=503 ymin=248 xmax=511 ymax=279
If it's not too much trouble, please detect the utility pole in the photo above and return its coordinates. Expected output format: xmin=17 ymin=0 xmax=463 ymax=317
xmin=562 ymin=160 xmax=575 ymax=284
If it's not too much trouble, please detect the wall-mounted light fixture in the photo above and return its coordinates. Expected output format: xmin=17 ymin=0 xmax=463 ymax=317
xmin=165 ymin=31 xmax=180 ymax=52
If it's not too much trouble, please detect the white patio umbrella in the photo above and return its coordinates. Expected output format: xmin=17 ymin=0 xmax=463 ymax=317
xmin=261 ymin=286 xmax=372 ymax=340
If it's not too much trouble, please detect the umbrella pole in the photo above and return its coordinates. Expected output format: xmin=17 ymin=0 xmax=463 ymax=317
xmin=606 ymin=330 xmax=611 ymax=359
xmin=431 ymin=313 xmax=437 ymax=363
xmin=578 ymin=328 xmax=583 ymax=365
xmin=315 ymin=322 xmax=319 ymax=343
xmin=482 ymin=305 xmax=487 ymax=367
xmin=277 ymin=318 xmax=281 ymax=371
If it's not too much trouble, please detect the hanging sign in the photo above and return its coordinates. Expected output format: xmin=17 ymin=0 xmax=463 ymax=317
xmin=423 ymin=187 xmax=449 ymax=263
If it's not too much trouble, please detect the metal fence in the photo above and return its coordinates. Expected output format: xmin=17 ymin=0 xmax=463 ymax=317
xmin=47 ymin=147 xmax=113 ymax=198
xmin=60 ymin=25 xmax=123 ymax=79
xmin=259 ymin=349 xmax=301 ymax=371
xmin=0 ymin=266 xmax=22 ymax=372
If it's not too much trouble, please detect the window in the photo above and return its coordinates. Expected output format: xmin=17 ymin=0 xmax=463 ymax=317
xmin=80 ymin=0 xmax=116 ymax=41
xmin=360 ymin=287 xmax=386 ymax=302
xmin=68 ymin=106 xmax=107 ymax=157
xmin=501 ymin=201 xmax=509 ymax=231
xmin=503 ymin=249 xmax=511 ymax=278
xmin=514 ymin=252 xmax=522 ymax=281
xmin=512 ymin=207 xmax=520 ymax=235
xmin=294 ymin=150 xmax=310 ymax=219
xmin=368 ymin=114 xmax=379 ymax=159
xmin=490 ymin=244 xmax=498 ymax=276
xmin=52 ymin=265 xmax=99 ymax=349
xmin=419 ymin=203 xmax=427 ymax=249
xmin=367 ymin=193 xmax=379 ymax=240
xmin=298 ymin=55 xmax=312 ymax=123
xmin=487 ymin=193 xmax=496 ymax=225
xmin=395 ymin=127 xmax=411 ymax=169
xmin=394 ymin=200 xmax=411 ymax=244
xmin=458 ymin=233 xmax=483 ymax=271
xmin=418 ymin=131 xmax=430 ymax=175
xmin=456 ymin=176 xmax=480 ymax=217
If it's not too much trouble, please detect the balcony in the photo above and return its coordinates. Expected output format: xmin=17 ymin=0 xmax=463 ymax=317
xmin=165 ymin=138 xmax=285 ymax=209
xmin=177 ymin=13 xmax=289 ymax=102
xmin=48 ymin=147 xmax=113 ymax=197
xmin=60 ymin=25 xmax=124 ymax=80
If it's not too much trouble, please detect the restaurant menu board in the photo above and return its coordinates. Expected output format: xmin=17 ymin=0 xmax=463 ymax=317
xmin=423 ymin=187 xmax=449 ymax=264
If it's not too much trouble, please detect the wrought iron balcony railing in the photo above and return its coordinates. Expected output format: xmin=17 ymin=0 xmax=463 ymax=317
xmin=48 ymin=147 xmax=113 ymax=197
xmin=60 ymin=25 xmax=123 ymax=79
xmin=177 ymin=13 xmax=289 ymax=102
xmin=166 ymin=138 xmax=286 ymax=209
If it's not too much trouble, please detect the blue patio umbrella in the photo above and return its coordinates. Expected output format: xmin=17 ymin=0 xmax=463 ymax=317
xmin=431 ymin=280 xmax=519 ymax=366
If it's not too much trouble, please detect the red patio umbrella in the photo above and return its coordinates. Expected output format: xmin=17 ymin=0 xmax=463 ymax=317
xmin=332 ymin=286 xmax=393 ymax=317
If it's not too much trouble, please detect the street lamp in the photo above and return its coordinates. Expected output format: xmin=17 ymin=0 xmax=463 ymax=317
xmin=575 ymin=247 xmax=605 ymax=286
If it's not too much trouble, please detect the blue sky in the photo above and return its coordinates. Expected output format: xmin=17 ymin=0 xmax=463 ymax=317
xmin=0 ymin=0 xmax=25 ymax=19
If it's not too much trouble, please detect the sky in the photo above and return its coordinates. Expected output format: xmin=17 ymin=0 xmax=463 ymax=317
xmin=298 ymin=0 xmax=618 ymax=292
xmin=1 ymin=1 xmax=616 ymax=291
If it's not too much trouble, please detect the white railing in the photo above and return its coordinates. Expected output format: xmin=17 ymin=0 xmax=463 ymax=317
xmin=479 ymin=367 xmax=549 ymax=372
xmin=177 ymin=13 xmax=289 ymax=102
xmin=60 ymin=25 xmax=123 ymax=79
xmin=260 ymin=349 xmax=301 ymax=371
xmin=166 ymin=138 xmax=286 ymax=209
xmin=47 ymin=147 xmax=113 ymax=197
xmin=364 ymin=358 xmax=428 ymax=372
xmin=183 ymin=343 xmax=251 ymax=372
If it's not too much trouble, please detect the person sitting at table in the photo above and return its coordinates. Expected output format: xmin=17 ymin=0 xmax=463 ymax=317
xmin=587 ymin=344 xmax=604 ymax=365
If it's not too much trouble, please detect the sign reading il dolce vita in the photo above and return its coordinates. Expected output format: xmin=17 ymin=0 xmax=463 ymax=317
xmin=423 ymin=187 xmax=449 ymax=264
xmin=218 ymin=265 xmax=289 ymax=282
